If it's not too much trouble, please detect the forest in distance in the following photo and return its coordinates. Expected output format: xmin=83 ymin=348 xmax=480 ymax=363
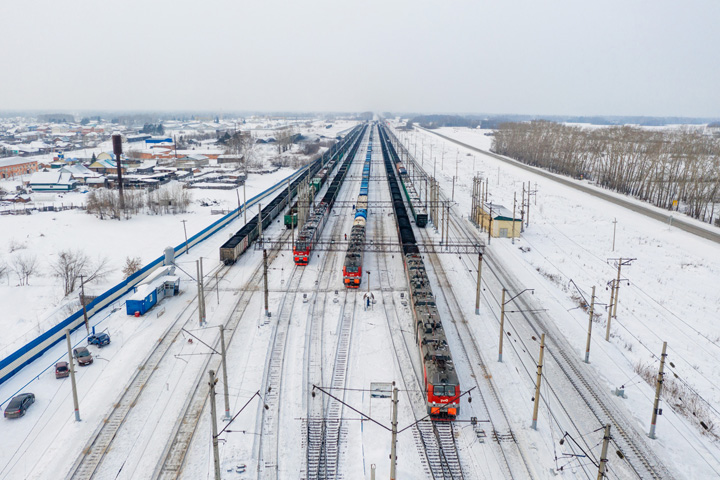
xmin=493 ymin=121 xmax=720 ymax=225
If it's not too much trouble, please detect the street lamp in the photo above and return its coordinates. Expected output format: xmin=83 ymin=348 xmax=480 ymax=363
xmin=498 ymin=288 xmax=534 ymax=362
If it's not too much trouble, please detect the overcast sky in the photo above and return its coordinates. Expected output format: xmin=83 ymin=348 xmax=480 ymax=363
xmin=1 ymin=0 xmax=718 ymax=117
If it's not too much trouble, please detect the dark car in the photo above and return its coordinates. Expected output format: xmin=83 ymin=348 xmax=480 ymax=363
xmin=4 ymin=393 xmax=35 ymax=419
xmin=55 ymin=361 xmax=70 ymax=379
xmin=87 ymin=332 xmax=111 ymax=347
xmin=73 ymin=346 xmax=93 ymax=366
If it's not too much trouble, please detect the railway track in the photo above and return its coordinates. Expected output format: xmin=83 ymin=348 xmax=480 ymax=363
xmin=305 ymin=129 xmax=371 ymax=479
xmin=374 ymin=160 xmax=463 ymax=480
xmin=420 ymin=139 xmax=675 ymax=478
xmin=253 ymin=258 xmax=307 ymax=479
xmin=486 ymin=254 xmax=674 ymax=479
xmin=64 ymin=261 xmax=232 ymax=480
xmin=417 ymin=226 xmax=535 ymax=480
xmin=150 ymin=235 xmax=292 ymax=480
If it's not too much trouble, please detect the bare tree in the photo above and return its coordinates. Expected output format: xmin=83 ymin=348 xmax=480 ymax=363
xmin=0 ymin=258 xmax=8 ymax=284
xmin=122 ymin=256 xmax=143 ymax=278
xmin=11 ymin=253 xmax=38 ymax=286
xmin=50 ymin=249 xmax=111 ymax=296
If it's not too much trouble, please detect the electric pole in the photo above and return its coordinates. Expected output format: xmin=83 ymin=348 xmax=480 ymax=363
xmin=258 ymin=203 xmax=263 ymax=241
xmin=605 ymin=278 xmax=615 ymax=342
xmin=220 ymin=326 xmax=231 ymax=421
xmin=208 ymin=370 xmax=222 ymax=480
xmin=597 ymin=424 xmax=611 ymax=479
xmin=196 ymin=260 xmax=203 ymax=327
xmin=80 ymin=274 xmax=89 ymax=333
xmin=475 ymin=252 xmax=483 ymax=315
xmin=181 ymin=220 xmax=189 ymax=254
xmin=200 ymin=257 xmax=206 ymax=324
xmin=648 ymin=341 xmax=668 ymax=439
xmin=65 ymin=329 xmax=81 ymax=421
xmin=498 ymin=288 xmax=506 ymax=362
xmin=521 ymin=183 xmax=525 ymax=233
xmin=512 ymin=192 xmax=517 ymax=245
xmin=585 ymin=286 xmax=595 ymax=363
xmin=235 ymin=188 xmax=241 ymax=219
xmin=531 ymin=333 xmax=545 ymax=430
xmin=390 ymin=383 xmax=398 ymax=480
xmin=263 ymin=249 xmax=270 ymax=317
xmin=612 ymin=218 xmax=617 ymax=251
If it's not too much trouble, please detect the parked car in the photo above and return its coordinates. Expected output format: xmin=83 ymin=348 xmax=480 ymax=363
xmin=87 ymin=332 xmax=111 ymax=347
xmin=4 ymin=393 xmax=35 ymax=419
xmin=73 ymin=346 xmax=93 ymax=366
xmin=55 ymin=361 xmax=70 ymax=379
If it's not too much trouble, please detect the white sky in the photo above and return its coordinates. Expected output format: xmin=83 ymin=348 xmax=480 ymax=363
xmin=1 ymin=0 xmax=718 ymax=117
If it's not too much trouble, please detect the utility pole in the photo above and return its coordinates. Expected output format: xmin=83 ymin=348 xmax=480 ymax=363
xmin=445 ymin=204 xmax=450 ymax=250
xmin=597 ymin=424 xmax=611 ymax=479
xmin=258 ymin=203 xmax=263 ymax=241
xmin=263 ymin=249 xmax=270 ymax=317
xmin=584 ymin=286 xmax=596 ymax=363
xmin=475 ymin=253 xmax=483 ymax=315
xmin=488 ymin=205 xmax=493 ymax=245
xmin=648 ymin=341 xmax=668 ymax=439
xmin=605 ymin=277 xmax=615 ymax=342
xmin=612 ymin=259 xmax=622 ymax=318
xmin=526 ymin=180 xmax=531 ymax=227
xmin=200 ymin=257 xmax=206 ymax=324
xmin=521 ymin=183 xmax=526 ymax=233
xmin=441 ymin=202 xmax=445 ymax=244
xmin=612 ymin=218 xmax=617 ymax=251
xmin=235 ymin=188 xmax=241 ymax=219
xmin=112 ymin=134 xmax=125 ymax=213
xmin=219 ymin=325 xmax=231 ymax=421
xmin=431 ymin=144 xmax=434 ymax=178
xmin=196 ymin=260 xmax=203 ymax=327
xmin=208 ymin=370 xmax=222 ymax=480
xmin=79 ymin=274 xmax=89 ymax=333
xmin=181 ymin=220 xmax=189 ymax=254
xmin=451 ymin=176 xmax=455 ymax=202
xmin=243 ymin=181 xmax=247 ymax=224
xmin=390 ymin=383 xmax=398 ymax=480
xmin=531 ymin=333 xmax=546 ymax=430
xmin=65 ymin=329 xmax=81 ymax=421
xmin=512 ymin=193 xmax=517 ymax=245
xmin=498 ymin=288 xmax=506 ymax=362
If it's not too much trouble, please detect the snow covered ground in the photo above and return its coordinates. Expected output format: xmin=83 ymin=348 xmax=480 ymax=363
xmin=391 ymin=123 xmax=720 ymax=477
xmin=1 ymin=118 xmax=719 ymax=480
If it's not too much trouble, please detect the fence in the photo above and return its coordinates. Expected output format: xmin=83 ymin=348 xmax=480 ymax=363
xmin=0 ymin=165 xmax=310 ymax=386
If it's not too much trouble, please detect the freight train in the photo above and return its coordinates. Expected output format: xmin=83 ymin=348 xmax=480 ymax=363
xmin=283 ymin=167 xmax=330 ymax=229
xmin=293 ymin=124 xmax=368 ymax=265
xmin=220 ymin=125 xmax=364 ymax=265
xmin=343 ymin=126 xmax=374 ymax=287
xmin=384 ymin=130 xmax=428 ymax=227
xmin=378 ymin=124 xmax=460 ymax=418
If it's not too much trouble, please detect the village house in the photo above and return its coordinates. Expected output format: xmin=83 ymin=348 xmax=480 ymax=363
xmin=0 ymin=156 xmax=39 ymax=179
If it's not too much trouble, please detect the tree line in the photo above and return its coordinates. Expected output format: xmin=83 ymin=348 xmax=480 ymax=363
xmin=85 ymin=183 xmax=192 ymax=220
xmin=493 ymin=121 xmax=720 ymax=225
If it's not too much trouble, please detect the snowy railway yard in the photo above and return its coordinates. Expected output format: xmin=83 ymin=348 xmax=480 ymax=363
xmin=1 ymin=120 xmax=720 ymax=480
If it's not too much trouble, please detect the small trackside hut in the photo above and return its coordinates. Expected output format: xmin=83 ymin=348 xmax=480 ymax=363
xmin=126 ymin=266 xmax=180 ymax=316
